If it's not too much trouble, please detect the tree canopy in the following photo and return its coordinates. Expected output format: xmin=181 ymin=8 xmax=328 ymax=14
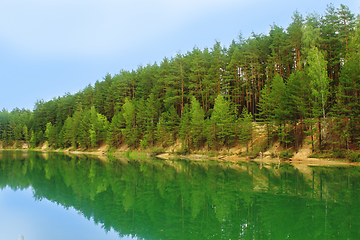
xmin=1 ymin=3 xmax=359 ymax=152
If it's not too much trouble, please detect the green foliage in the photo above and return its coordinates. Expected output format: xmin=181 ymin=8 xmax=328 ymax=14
xmin=34 ymin=130 xmax=44 ymax=147
xmin=332 ymin=149 xmax=346 ymax=158
xmin=175 ymin=144 xmax=190 ymax=155
xmin=89 ymin=106 xmax=109 ymax=148
xmin=179 ymin=104 xmax=191 ymax=145
xmin=347 ymin=153 xmax=360 ymax=162
xmin=106 ymin=111 xmax=124 ymax=148
xmin=155 ymin=116 xmax=170 ymax=147
xmin=238 ymin=108 xmax=253 ymax=152
xmin=190 ymin=96 xmax=205 ymax=148
xmin=204 ymin=118 xmax=216 ymax=149
xmin=139 ymin=139 xmax=148 ymax=149
xmin=122 ymin=98 xmax=137 ymax=148
xmin=210 ymin=95 xmax=237 ymax=149
xmin=78 ymin=108 xmax=91 ymax=148
xmin=1 ymin=3 xmax=359 ymax=154
xmin=279 ymin=150 xmax=294 ymax=159
xmin=45 ymin=122 xmax=57 ymax=148
xmin=62 ymin=117 xmax=74 ymax=148
xmin=23 ymin=125 xmax=29 ymax=143
xmin=143 ymin=93 xmax=159 ymax=146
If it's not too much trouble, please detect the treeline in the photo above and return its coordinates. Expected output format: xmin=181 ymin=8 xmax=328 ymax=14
xmin=0 ymin=4 xmax=359 ymax=152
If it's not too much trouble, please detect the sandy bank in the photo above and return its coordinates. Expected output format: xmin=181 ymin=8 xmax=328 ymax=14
xmin=1 ymin=147 xmax=359 ymax=167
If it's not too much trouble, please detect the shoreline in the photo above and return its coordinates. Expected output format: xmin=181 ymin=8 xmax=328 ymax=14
xmin=1 ymin=148 xmax=359 ymax=166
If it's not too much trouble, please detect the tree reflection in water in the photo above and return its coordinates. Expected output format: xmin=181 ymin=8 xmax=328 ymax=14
xmin=0 ymin=151 xmax=360 ymax=239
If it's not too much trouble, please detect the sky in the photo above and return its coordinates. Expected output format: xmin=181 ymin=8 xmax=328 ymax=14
xmin=0 ymin=0 xmax=359 ymax=111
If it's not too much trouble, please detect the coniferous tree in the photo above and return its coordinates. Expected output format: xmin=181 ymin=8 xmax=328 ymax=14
xmin=78 ymin=108 xmax=92 ymax=149
xmin=270 ymin=74 xmax=291 ymax=147
xmin=287 ymin=11 xmax=304 ymax=71
xmin=337 ymin=4 xmax=356 ymax=54
xmin=190 ymin=96 xmax=205 ymax=148
xmin=189 ymin=48 xmax=206 ymax=109
xmin=122 ymin=98 xmax=137 ymax=148
xmin=1 ymin=3 xmax=358 ymax=154
xmin=286 ymin=71 xmax=308 ymax=151
xmin=143 ymin=93 xmax=159 ymax=146
xmin=23 ymin=125 xmax=29 ymax=143
xmin=45 ymin=122 xmax=56 ymax=147
xmin=179 ymin=104 xmax=191 ymax=150
xmin=239 ymin=108 xmax=253 ymax=152
xmin=89 ymin=106 xmax=109 ymax=148
xmin=161 ymin=105 xmax=180 ymax=146
xmin=62 ymin=117 xmax=74 ymax=148
xmin=258 ymin=83 xmax=275 ymax=148
xmin=135 ymin=98 xmax=146 ymax=142
xmin=106 ymin=111 xmax=125 ymax=148
xmin=211 ymin=94 xmax=237 ymax=149
xmin=155 ymin=116 xmax=167 ymax=147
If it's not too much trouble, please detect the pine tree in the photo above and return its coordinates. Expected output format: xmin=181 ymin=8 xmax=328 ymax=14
xmin=189 ymin=48 xmax=206 ymax=109
xmin=78 ymin=108 xmax=91 ymax=149
xmin=204 ymin=118 xmax=216 ymax=149
xmin=286 ymin=71 xmax=308 ymax=151
xmin=337 ymin=4 xmax=355 ymax=53
xmin=161 ymin=105 xmax=180 ymax=146
xmin=106 ymin=111 xmax=125 ymax=148
xmin=155 ymin=116 xmax=167 ymax=147
xmin=23 ymin=125 xmax=29 ymax=143
xmin=258 ymin=83 xmax=275 ymax=148
xmin=122 ymin=98 xmax=137 ymax=147
xmin=179 ymin=104 xmax=191 ymax=149
xmin=270 ymin=74 xmax=290 ymax=147
xmin=190 ymin=96 xmax=205 ymax=148
xmin=211 ymin=95 xmax=237 ymax=149
xmin=239 ymin=108 xmax=253 ymax=152
xmin=29 ymin=130 xmax=35 ymax=148
xmin=62 ymin=117 xmax=73 ymax=148
xmin=89 ymin=106 xmax=109 ymax=148
xmin=143 ymin=93 xmax=159 ymax=146
xmin=287 ymin=11 xmax=304 ymax=71
xmin=71 ymin=104 xmax=83 ymax=148
xmin=45 ymin=122 xmax=56 ymax=147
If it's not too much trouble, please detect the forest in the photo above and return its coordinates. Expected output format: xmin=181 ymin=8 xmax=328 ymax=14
xmin=0 ymin=4 xmax=359 ymax=154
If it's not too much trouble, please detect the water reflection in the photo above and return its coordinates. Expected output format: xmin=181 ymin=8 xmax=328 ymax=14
xmin=1 ymin=151 xmax=360 ymax=239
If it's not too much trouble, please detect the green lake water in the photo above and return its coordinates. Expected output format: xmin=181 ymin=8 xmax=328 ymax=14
xmin=0 ymin=151 xmax=360 ymax=240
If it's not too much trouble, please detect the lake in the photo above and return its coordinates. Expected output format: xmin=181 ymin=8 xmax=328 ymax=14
xmin=0 ymin=151 xmax=360 ymax=240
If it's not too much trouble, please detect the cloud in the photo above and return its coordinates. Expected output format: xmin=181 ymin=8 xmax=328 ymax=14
xmin=0 ymin=0 xmax=250 ymax=57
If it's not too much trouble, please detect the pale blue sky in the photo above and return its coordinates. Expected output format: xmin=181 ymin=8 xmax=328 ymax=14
xmin=0 ymin=0 xmax=359 ymax=111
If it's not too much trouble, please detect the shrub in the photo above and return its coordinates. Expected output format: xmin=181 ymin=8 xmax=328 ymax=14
xmin=333 ymin=149 xmax=346 ymax=158
xmin=279 ymin=150 xmax=294 ymax=158
xmin=175 ymin=145 xmax=190 ymax=155
xmin=347 ymin=153 xmax=360 ymax=162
